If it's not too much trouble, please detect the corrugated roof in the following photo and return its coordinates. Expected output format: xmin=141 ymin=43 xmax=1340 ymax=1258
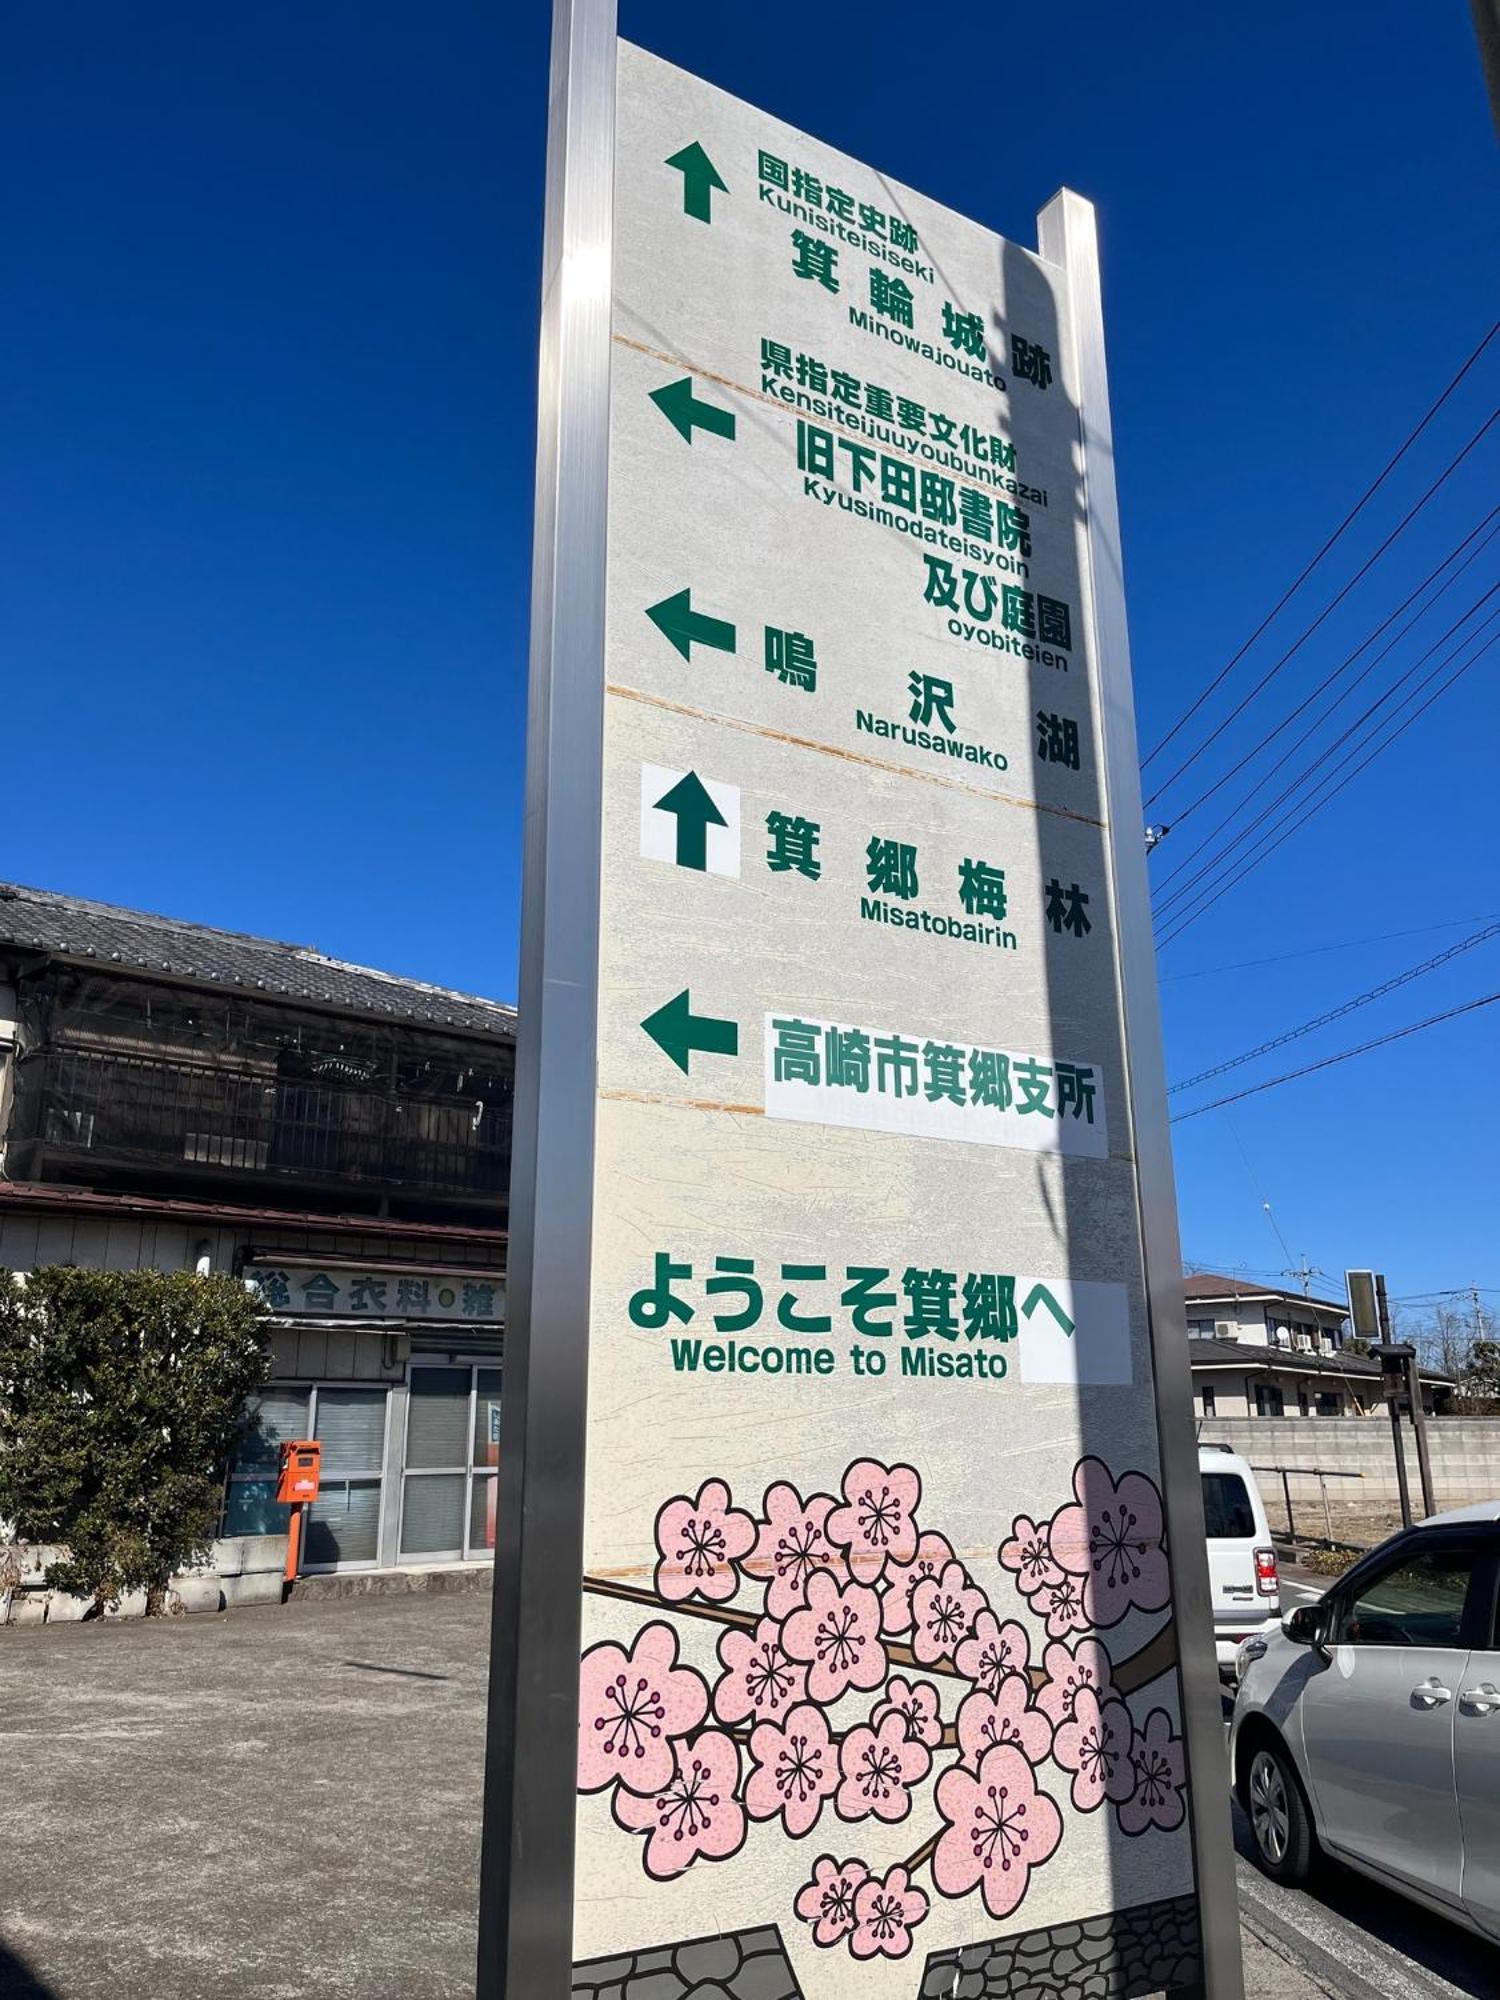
xmin=0 ymin=881 xmax=515 ymax=1039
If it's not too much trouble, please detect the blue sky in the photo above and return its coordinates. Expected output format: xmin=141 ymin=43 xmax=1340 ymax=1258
xmin=4 ymin=3 xmax=1497 ymax=1308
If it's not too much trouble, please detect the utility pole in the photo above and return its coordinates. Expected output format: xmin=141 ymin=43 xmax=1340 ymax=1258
xmin=1371 ymin=1278 xmax=1418 ymax=1529
xmin=1283 ymin=1256 xmax=1325 ymax=1299
xmin=1372 ymin=1274 xmax=1436 ymax=1523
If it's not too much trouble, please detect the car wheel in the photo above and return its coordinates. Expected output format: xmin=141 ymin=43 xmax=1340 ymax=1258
xmin=1247 ymin=1740 xmax=1314 ymax=1884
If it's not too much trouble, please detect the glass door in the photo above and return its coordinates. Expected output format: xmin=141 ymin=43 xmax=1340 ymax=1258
xmin=305 ymin=1385 xmax=389 ymax=1569
xmin=400 ymin=1363 xmax=502 ymax=1562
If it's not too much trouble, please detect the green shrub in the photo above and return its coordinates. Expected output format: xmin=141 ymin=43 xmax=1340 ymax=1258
xmin=0 ymin=1266 xmax=269 ymax=1613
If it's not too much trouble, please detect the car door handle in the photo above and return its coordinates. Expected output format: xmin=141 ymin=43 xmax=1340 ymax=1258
xmin=1412 ymin=1679 xmax=1453 ymax=1707
xmin=1461 ymin=1683 xmax=1500 ymax=1714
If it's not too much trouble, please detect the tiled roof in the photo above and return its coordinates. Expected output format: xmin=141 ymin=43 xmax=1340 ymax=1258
xmin=0 ymin=881 xmax=515 ymax=1039
xmin=1183 ymin=1271 xmax=1348 ymax=1315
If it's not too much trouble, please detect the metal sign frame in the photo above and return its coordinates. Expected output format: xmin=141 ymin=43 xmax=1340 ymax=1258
xmin=480 ymin=4 xmax=1243 ymax=1993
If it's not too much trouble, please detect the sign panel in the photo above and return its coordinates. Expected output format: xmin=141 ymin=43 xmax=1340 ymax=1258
xmin=245 ymin=1261 xmax=503 ymax=1323
xmin=483 ymin=19 xmax=1239 ymax=2000
xmin=1345 ymin=1268 xmax=1381 ymax=1345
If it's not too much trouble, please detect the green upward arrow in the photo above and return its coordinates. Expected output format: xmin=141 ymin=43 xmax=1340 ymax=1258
xmin=649 ymin=375 xmax=736 ymax=446
xmin=645 ymin=588 xmax=736 ymax=662
xmin=653 ymin=770 xmax=727 ymax=871
xmin=640 ymin=990 xmax=739 ymax=1074
xmin=665 ymin=140 xmax=727 ymax=223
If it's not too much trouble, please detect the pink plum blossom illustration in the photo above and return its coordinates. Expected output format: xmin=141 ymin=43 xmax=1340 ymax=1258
xmin=826 ymin=1458 xmax=921 ymax=1582
xmin=881 ymin=1530 xmax=956 ymax=1635
xmin=998 ymin=1514 xmax=1064 ymax=1600
xmin=794 ymin=1855 xmax=868 ymax=1947
xmin=612 ymin=1729 xmax=746 ymax=1878
xmin=653 ymin=1478 xmax=757 ymax=1605
xmin=745 ymin=1701 xmax=839 ymax=1837
xmin=1053 ymin=1688 xmax=1137 ymax=1812
xmin=911 ymin=1560 xmax=988 ymax=1664
xmin=1119 ymin=1709 xmax=1187 ymax=1835
xmin=744 ymin=1483 xmax=844 ymax=1618
xmin=1039 ymin=1570 xmax=1091 ymax=1640
xmin=712 ymin=1617 xmax=807 ymax=1726
xmin=1048 ymin=1458 xmax=1171 ymax=1627
xmin=955 ymin=1609 xmax=1031 ymax=1696
xmin=850 ymin=1864 xmax=928 ymax=1960
xmin=579 ymin=1452 xmax=1185 ymax=1916
xmin=956 ymin=1677 xmax=1052 ymax=1770
xmin=934 ymin=1743 xmax=1063 ymax=1921
xmin=872 ymin=1676 xmax=943 ymax=1749
xmin=577 ymin=1621 xmax=709 ymax=1796
xmin=782 ymin=1570 xmax=887 ymax=1703
xmin=1038 ymin=1635 xmax=1116 ymax=1727
xmin=835 ymin=1709 xmax=931 ymax=1824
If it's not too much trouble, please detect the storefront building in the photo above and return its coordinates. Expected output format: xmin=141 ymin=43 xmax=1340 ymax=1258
xmin=0 ymin=881 xmax=513 ymax=1578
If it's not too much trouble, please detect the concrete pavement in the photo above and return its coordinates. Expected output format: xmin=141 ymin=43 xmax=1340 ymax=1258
xmin=0 ymin=1588 xmax=1484 ymax=1999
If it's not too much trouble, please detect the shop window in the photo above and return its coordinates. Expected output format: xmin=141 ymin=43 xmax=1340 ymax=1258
xmin=222 ymin=1388 xmax=309 ymax=1537
xmin=400 ymin=1364 xmax=503 ymax=1562
xmin=305 ymin=1387 xmax=388 ymax=1568
xmin=222 ymin=1383 xmax=389 ymax=1567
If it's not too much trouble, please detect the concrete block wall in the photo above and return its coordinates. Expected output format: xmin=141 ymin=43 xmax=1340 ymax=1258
xmin=0 ymin=1533 xmax=288 ymax=1627
xmin=1198 ymin=1416 xmax=1500 ymax=1542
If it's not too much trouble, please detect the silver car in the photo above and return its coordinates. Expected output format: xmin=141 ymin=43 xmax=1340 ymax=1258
xmin=1231 ymin=1503 xmax=1500 ymax=1940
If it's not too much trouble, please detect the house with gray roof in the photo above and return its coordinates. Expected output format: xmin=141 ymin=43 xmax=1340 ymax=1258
xmin=0 ymin=881 xmax=515 ymax=1589
xmin=1182 ymin=1271 xmax=1453 ymax=1418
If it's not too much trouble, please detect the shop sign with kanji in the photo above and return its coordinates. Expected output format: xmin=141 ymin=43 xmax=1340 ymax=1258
xmin=245 ymin=1263 xmax=503 ymax=1324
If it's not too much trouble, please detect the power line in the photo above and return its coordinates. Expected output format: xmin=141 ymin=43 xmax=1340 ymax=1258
xmin=1170 ymin=988 xmax=1500 ymax=1122
xmin=1160 ymin=914 xmax=1500 ymax=983
xmin=1157 ymin=620 xmax=1498 ymax=947
xmin=1144 ymin=403 xmax=1499 ymax=810
xmin=1169 ymin=920 xmax=1500 ymax=1094
xmin=1154 ymin=599 xmax=1498 ymax=934
xmin=1152 ymin=506 xmax=1500 ymax=861
xmin=1155 ymin=589 xmax=1500 ymax=924
xmin=1141 ymin=321 xmax=1499 ymax=775
xmin=1155 ymin=616 xmax=1499 ymax=946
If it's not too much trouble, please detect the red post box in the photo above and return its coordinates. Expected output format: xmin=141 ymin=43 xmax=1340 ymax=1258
xmin=276 ymin=1439 xmax=321 ymax=1505
xmin=276 ymin=1440 xmax=321 ymax=1581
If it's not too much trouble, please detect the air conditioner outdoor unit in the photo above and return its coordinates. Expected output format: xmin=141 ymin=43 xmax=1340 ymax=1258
xmin=1214 ymin=1320 xmax=1234 ymax=1338
xmin=1295 ymin=1335 xmax=1314 ymax=1352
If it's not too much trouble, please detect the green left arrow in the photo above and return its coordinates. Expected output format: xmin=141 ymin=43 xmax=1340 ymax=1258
xmin=653 ymin=770 xmax=728 ymax=871
xmin=665 ymin=140 xmax=727 ymax=223
xmin=649 ymin=376 xmax=736 ymax=446
xmin=640 ymin=990 xmax=739 ymax=1074
xmin=645 ymin=588 xmax=736 ymax=662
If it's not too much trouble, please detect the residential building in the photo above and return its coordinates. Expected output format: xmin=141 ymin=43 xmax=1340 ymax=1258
xmin=0 ymin=881 xmax=513 ymax=1576
xmin=1183 ymin=1272 xmax=1452 ymax=1418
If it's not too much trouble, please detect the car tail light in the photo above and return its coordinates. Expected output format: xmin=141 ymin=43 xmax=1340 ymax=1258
xmin=1255 ymin=1547 xmax=1279 ymax=1598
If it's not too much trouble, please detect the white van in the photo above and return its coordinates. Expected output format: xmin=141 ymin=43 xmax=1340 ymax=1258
xmin=1199 ymin=1442 xmax=1280 ymax=1673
